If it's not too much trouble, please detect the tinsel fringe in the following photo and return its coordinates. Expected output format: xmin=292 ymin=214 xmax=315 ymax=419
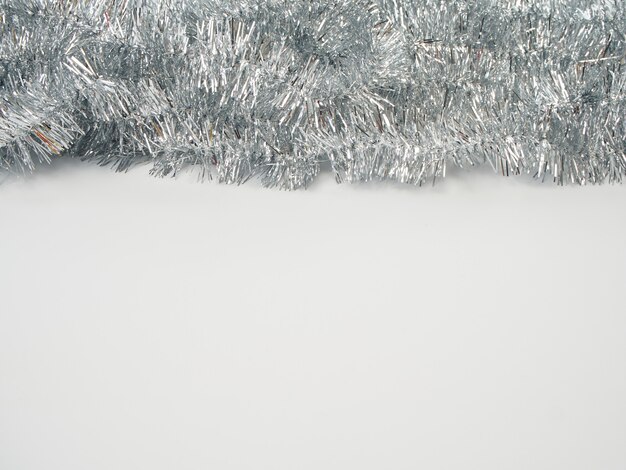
xmin=1 ymin=0 xmax=625 ymax=189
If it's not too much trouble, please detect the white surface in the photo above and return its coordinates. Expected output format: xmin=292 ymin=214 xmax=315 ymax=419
xmin=1 ymin=161 xmax=625 ymax=470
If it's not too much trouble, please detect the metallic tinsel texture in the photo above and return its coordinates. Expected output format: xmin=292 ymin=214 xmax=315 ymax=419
xmin=1 ymin=0 xmax=625 ymax=188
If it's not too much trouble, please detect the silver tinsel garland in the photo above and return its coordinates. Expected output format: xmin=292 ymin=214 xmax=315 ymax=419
xmin=1 ymin=0 xmax=625 ymax=189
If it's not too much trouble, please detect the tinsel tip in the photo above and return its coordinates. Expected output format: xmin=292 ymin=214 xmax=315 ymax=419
xmin=1 ymin=0 xmax=625 ymax=189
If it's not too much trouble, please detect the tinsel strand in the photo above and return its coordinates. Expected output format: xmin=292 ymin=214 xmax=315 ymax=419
xmin=1 ymin=0 xmax=625 ymax=188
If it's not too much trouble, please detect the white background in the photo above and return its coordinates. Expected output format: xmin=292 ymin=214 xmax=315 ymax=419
xmin=1 ymin=160 xmax=625 ymax=470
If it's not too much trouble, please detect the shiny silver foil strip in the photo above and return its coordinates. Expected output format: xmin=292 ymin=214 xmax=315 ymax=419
xmin=1 ymin=0 xmax=625 ymax=188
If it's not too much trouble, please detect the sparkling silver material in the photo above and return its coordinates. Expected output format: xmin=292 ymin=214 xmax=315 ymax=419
xmin=1 ymin=0 xmax=625 ymax=188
